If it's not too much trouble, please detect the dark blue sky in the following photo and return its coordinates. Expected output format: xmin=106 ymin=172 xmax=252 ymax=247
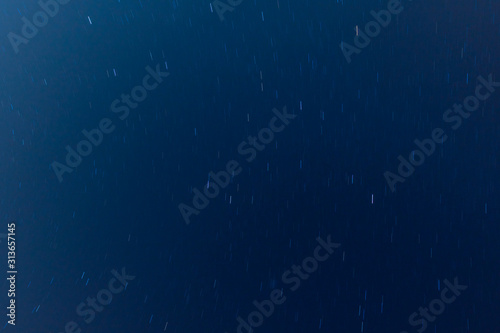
xmin=0 ymin=0 xmax=499 ymax=332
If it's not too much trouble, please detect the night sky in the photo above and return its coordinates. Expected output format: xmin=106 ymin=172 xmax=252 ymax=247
xmin=0 ymin=0 xmax=499 ymax=332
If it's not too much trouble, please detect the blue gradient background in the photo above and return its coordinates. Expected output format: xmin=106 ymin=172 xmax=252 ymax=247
xmin=0 ymin=0 xmax=499 ymax=332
